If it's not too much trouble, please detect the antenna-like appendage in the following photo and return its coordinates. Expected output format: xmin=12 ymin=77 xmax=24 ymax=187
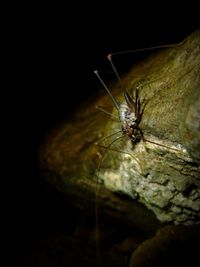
xmin=107 ymin=42 xmax=182 ymax=91
xmin=107 ymin=54 xmax=122 ymax=84
xmin=96 ymin=106 xmax=118 ymax=119
xmin=94 ymin=70 xmax=120 ymax=110
xmin=108 ymin=42 xmax=182 ymax=57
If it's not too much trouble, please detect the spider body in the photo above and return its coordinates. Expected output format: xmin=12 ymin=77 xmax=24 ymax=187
xmin=94 ymin=70 xmax=144 ymax=145
xmin=119 ymin=89 xmax=143 ymax=143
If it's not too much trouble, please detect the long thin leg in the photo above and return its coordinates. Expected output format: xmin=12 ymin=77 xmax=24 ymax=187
xmin=107 ymin=54 xmax=122 ymax=85
xmin=96 ymin=105 xmax=118 ymax=119
xmin=135 ymin=88 xmax=139 ymax=119
xmin=143 ymin=138 xmax=181 ymax=152
xmin=95 ymin=130 xmax=122 ymax=146
xmin=94 ymin=70 xmax=120 ymax=111
xmin=107 ymin=42 xmax=183 ymax=97
xmin=108 ymin=42 xmax=183 ymax=57
xmin=96 ymin=142 xmax=134 ymax=156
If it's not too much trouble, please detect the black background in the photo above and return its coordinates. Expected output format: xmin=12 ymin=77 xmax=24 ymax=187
xmin=8 ymin=4 xmax=199 ymax=265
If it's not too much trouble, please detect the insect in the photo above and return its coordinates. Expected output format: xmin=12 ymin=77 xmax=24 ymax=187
xmin=94 ymin=43 xmax=183 ymax=152
xmin=94 ymin=70 xmax=143 ymax=146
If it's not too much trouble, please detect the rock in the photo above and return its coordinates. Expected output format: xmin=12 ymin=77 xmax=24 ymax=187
xmin=129 ymin=224 xmax=200 ymax=267
xmin=40 ymin=30 xmax=200 ymax=228
xmin=93 ymin=29 xmax=200 ymax=225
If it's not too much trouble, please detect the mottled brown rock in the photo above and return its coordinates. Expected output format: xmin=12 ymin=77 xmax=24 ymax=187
xmin=180 ymin=90 xmax=200 ymax=162
xmin=40 ymin=30 xmax=200 ymax=228
xmin=92 ymin=30 xmax=200 ymax=224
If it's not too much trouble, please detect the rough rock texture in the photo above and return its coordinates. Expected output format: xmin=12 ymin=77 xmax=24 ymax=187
xmin=96 ymin=30 xmax=200 ymax=225
xmin=40 ymin=30 xmax=200 ymax=227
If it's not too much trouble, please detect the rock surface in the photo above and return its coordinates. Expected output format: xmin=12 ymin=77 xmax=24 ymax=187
xmin=40 ymin=30 xmax=200 ymax=228
xmin=94 ymin=30 xmax=200 ymax=225
xmin=129 ymin=224 xmax=200 ymax=267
